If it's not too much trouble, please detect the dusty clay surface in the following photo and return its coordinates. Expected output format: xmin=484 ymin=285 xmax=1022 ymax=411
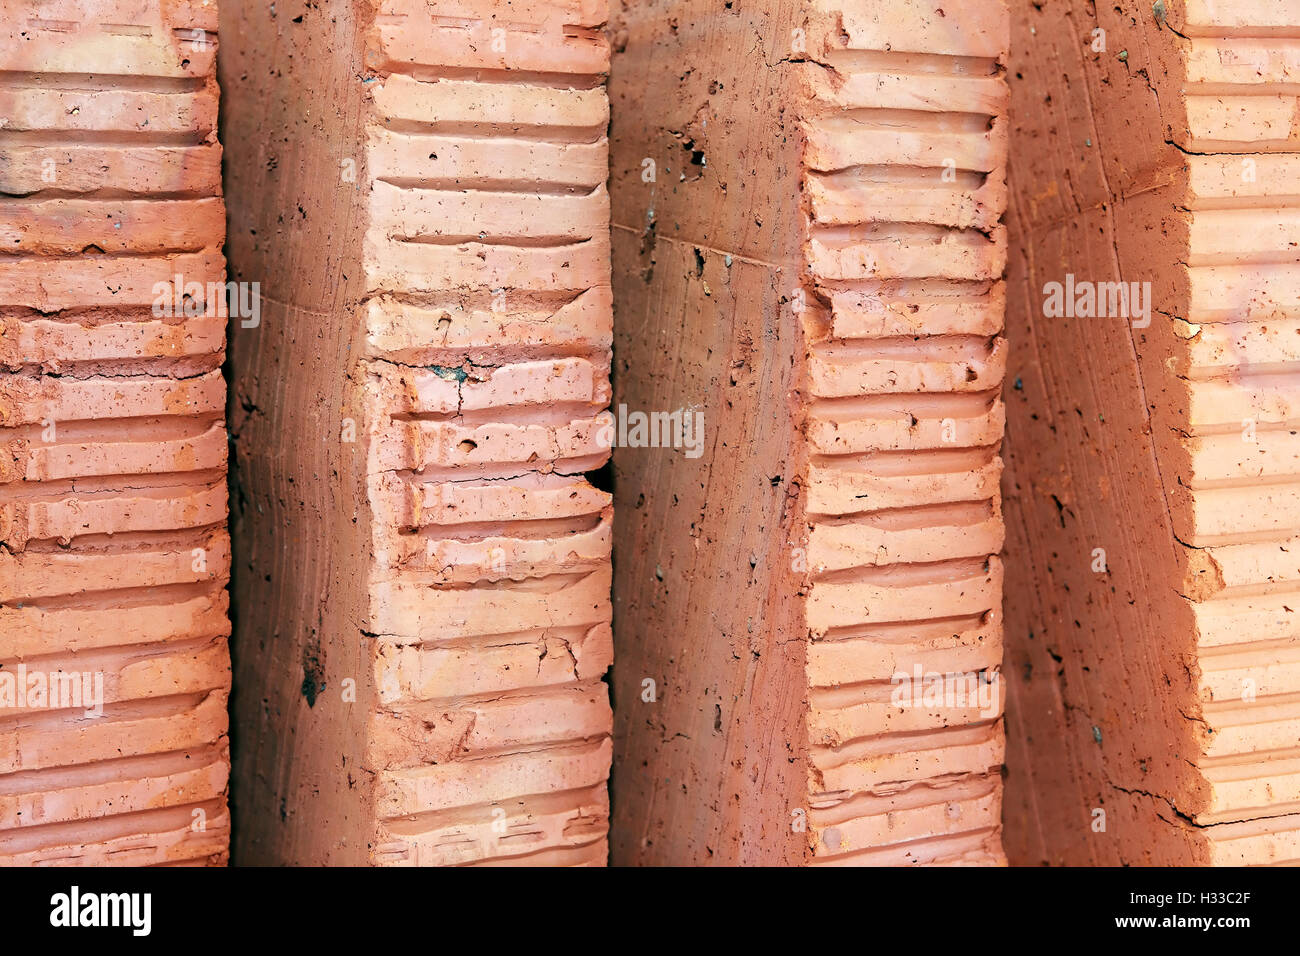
xmin=1003 ymin=0 xmax=1300 ymax=865
xmin=223 ymin=0 xmax=614 ymax=865
xmin=608 ymin=0 xmax=1009 ymax=865
xmin=0 ymin=0 xmax=232 ymax=865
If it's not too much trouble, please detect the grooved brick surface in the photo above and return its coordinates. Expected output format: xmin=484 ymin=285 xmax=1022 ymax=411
xmin=223 ymin=0 xmax=612 ymax=865
xmin=363 ymin=1 xmax=614 ymax=866
xmin=1175 ymin=0 xmax=1300 ymax=864
xmin=799 ymin=0 xmax=1010 ymax=866
xmin=1004 ymin=0 xmax=1300 ymax=865
xmin=0 ymin=0 xmax=232 ymax=866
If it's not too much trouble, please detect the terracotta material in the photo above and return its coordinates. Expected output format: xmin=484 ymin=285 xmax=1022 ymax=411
xmin=799 ymin=1 xmax=1011 ymax=865
xmin=608 ymin=0 xmax=1009 ymax=864
xmin=221 ymin=0 xmax=614 ymax=864
xmin=1004 ymin=0 xmax=1300 ymax=864
xmin=0 ymin=0 xmax=232 ymax=865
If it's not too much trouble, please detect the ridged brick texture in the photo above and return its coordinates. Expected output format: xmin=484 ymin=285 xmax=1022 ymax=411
xmin=221 ymin=0 xmax=612 ymax=865
xmin=1004 ymin=0 xmax=1300 ymax=865
xmin=0 ymin=0 xmax=231 ymax=865
xmin=1167 ymin=0 xmax=1300 ymax=864
xmin=361 ymin=0 xmax=614 ymax=867
xmin=799 ymin=0 xmax=1010 ymax=865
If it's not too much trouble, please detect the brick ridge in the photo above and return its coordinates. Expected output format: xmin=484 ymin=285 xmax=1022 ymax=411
xmin=0 ymin=0 xmax=231 ymax=866
xmin=1169 ymin=0 xmax=1300 ymax=865
xmin=356 ymin=0 xmax=614 ymax=866
xmin=798 ymin=0 xmax=1010 ymax=866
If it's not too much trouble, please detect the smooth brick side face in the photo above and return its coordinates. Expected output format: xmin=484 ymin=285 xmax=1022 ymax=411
xmin=223 ymin=0 xmax=613 ymax=865
xmin=0 ymin=0 xmax=232 ymax=866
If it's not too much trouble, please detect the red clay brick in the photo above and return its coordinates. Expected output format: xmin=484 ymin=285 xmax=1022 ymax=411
xmin=0 ymin=0 xmax=231 ymax=866
xmin=606 ymin=0 xmax=1009 ymax=865
xmin=1003 ymin=0 xmax=1300 ymax=865
xmin=222 ymin=0 xmax=613 ymax=865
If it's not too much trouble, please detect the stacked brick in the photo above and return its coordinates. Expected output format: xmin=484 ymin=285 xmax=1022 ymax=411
xmin=799 ymin=0 xmax=1010 ymax=864
xmin=0 ymin=0 xmax=231 ymax=865
xmin=359 ymin=0 xmax=615 ymax=865
xmin=1169 ymin=0 xmax=1300 ymax=864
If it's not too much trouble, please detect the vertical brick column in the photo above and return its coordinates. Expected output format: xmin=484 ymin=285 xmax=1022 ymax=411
xmin=799 ymin=0 xmax=1010 ymax=865
xmin=607 ymin=0 xmax=1008 ymax=865
xmin=361 ymin=0 xmax=615 ymax=866
xmin=1004 ymin=0 xmax=1300 ymax=864
xmin=1171 ymin=0 xmax=1300 ymax=864
xmin=0 ymin=0 xmax=231 ymax=865
xmin=222 ymin=0 xmax=613 ymax=864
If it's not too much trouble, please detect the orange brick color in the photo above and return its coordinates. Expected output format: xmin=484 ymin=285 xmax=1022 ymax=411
xmin=0 ymin=0 xmax=232 ymax=866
